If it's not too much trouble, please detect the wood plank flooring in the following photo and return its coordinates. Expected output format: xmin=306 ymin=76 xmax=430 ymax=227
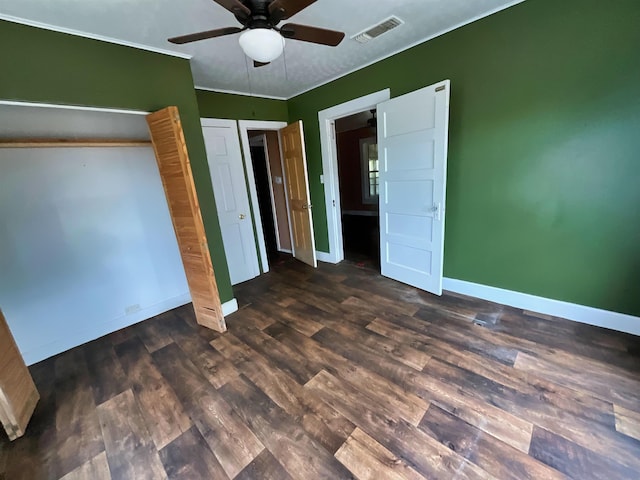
xmin=2 ymin=258 xmax=640 ymax=479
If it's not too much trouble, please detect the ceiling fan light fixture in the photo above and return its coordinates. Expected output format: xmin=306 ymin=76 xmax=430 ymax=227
xmin=239 ymin=28 xmax=285 ymax=63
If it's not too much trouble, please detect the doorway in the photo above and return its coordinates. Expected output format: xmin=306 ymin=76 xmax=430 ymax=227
xmin=247 ymin=130 xmax=292 ymax=267
xmin=237 ymin=120 xmax=294 ymax=273
xmin=318 ymin=89 xmax=391 ymax=264
xmin=206 ymin=118 xmax=316 ymax=280
xmin=318 ymin=83 xmax=450 ymax=295
xmin=335 ymin=109 xmax=380 ymax=270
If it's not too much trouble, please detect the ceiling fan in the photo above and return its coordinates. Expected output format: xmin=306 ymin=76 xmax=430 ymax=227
xmin=168 ymin=0 xmax=346 ymax=67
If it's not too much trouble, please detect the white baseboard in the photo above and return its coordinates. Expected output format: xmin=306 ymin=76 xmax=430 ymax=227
xmin=24 ymin=292 xmax=192 ymax=365
xmin=222 ymin=298 xmax=239 ymax=317
xmin=443 ymin=278 xmax=640 ymax=337
xmin=316 ymin=251 xmax=338 ymax=264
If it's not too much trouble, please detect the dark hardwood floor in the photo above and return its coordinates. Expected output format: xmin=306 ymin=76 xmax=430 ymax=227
xmin=2 ymin=258 xmax=640 ymax=479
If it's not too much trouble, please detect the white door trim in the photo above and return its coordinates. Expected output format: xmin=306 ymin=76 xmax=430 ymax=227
xmin=237 ymin=120 xmax=288 ymax=273
xmin=201 ymin=118 xmax=237 ymax=128
xmin=221 ymin=298 xmax=239 ymax=317
xmin=318 ymin=89 xmax=391 ymax=264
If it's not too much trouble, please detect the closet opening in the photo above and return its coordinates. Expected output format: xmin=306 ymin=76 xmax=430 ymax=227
xmin=246 ymin=129 xmax=292 ymax=268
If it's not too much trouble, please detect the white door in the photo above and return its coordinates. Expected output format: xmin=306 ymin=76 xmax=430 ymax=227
xmin=202 ymin=119 xmax=259 ymax=285
xmin=378 ymin=80 xmax=450 ymax=295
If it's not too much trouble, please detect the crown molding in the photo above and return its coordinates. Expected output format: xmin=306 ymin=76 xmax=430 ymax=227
xmin=2 ymin=1 xmax=527 ymax=99
xmin=198 ymin=0 xmax=527 ymax=98
xmin=287 ymin=0 xmax=526 ymax=99
xmin=0 ymin=14 xmax=192 ymax=60
xmin=194 ymin=85 xmax=287 ymax=101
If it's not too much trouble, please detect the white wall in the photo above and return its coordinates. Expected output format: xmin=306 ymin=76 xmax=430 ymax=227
xmin=0 ymin=102 xmax=150 ymax=139
xmin=0 ymin=104 xmax=190 ymax=364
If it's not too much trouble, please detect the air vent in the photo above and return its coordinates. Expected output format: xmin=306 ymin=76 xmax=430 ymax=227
xmin=352 ymin=16 xmax=404 ymax=44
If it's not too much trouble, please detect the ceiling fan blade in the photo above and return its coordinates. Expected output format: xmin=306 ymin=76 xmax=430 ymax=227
xmin=269 ymin=0 xmax=317 ymax=23
xmin=254 ymin=61 xmax=271 ymax=68
xmin=280 ymin=23 xmax=345 ymax=46
xmin=168 ymin=27 xmax=243 ymax=44
xmin=212 ymin=0 xmax=251 ymax=18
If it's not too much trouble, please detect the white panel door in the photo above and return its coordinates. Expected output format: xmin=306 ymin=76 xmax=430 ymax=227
xmin=378 ymin=80 xmax=450 ymax=295
xmin=202 ymin=119 xmax=259 ymax=285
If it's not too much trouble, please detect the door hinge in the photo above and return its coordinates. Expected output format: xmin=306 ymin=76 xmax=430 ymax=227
xmin=330 ymin=122 xmax=336 ymax=140
xmin=333 ymin=199 xmax=336 ymax=207
xmin=435 ymin=85 xmax=446 ymax=92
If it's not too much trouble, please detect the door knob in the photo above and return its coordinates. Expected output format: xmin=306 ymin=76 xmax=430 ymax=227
xmin=302 ymin=203 xmax=312 ymax=209
xmin=430 ymin=203 xmax=441 ymax=221
xmin=239 ymin=213 xmax=246 ymax=220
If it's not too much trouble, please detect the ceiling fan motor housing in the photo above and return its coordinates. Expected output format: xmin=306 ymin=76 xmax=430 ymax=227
xmin=234 ymin=0 xmax=284 ymax=27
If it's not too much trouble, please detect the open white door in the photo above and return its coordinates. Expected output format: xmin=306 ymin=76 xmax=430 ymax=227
xmin=202 ymin=119 xmax=260 ymax=285
xmin=280 ymin=121 xmax=317 ymax=267
xmin=378 ymin=80 xmax=450 ymax=295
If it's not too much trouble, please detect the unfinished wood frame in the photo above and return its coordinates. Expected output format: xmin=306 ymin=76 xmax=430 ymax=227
xmin=0 ymin=310 xmax=40 ymax=440
xmin=146 ymin=106 xmax=226 ymax=332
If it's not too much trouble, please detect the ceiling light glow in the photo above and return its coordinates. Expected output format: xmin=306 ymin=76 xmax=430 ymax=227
xmin=239 ymin=28 xmax=285 ymax=63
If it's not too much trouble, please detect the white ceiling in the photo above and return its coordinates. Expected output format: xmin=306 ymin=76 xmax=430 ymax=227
xmin=1 ymin=0 xmax=524 ymax=99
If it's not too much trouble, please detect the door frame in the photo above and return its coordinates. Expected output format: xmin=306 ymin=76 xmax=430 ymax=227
xmin=251 ymin=133 xmax=293 ymax=255
xmin=237 ymin=120 xmax=290 ymax=273
xmin=318 ymin=89 xmax=391 ymax=264
xmin=201 ymin=117 xmax=261 ymax=281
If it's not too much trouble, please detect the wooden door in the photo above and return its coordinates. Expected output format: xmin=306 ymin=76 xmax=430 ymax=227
xmin=0 ymin=310 xmax=39 ymax=440
xmin=378 ymin=80 xmax=450 ymax=295
xmin=279 ymin=121 xmax=317 ymax=267
xmin=146 ymin=107 xmax=226 ymax=332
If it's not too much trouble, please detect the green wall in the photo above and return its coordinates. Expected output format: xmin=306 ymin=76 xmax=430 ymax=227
xmin=197 ymin=89 xmax=288 ymax=121
xmin=0 ymin=20 xmax=238 ymax=302
xmin=3 ymin=0 xmax=639 ymax=317
xmin=288 ymin=0 xmax=640 ymax=316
